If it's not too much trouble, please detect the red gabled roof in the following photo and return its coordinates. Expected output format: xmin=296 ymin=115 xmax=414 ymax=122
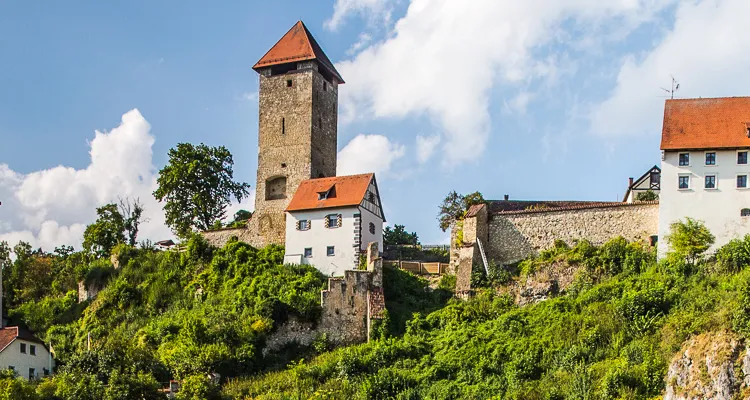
xmin=661 ymin=97 xmax=750 ymax=150
xmin=253 ymin=21 xmax=344 ymax=83
xmin=286 ymin=173 xmax=374 ymax=212
xmin=0 ymin=326 xmax=45 ymax=353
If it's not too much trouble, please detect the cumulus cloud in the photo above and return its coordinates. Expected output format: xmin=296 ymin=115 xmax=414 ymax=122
xmin=336 ymin=0 xmax=672 ymax=166
xmin=326 ymin=0 xmax=396 ymax=31
xmin=0 ymin=109 xmax=172 ymax=251
xmin=337 ymin=134 xmax=405 ymax=176
xmin=415 ymin=135 xmax=440 ymax=164
xmin=590 ymin=0 xmax=750 ymax=136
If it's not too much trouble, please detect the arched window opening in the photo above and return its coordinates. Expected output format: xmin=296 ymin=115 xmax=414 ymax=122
xmin=369 ymin=222 xmax=375 ymax=235
xmin=265 ymin=176 xmax=287 ymax=200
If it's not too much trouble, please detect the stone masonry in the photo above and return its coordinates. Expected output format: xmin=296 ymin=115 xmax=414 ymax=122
xmin=263 ymin=242 xmax=386 ymax=352
xmin=451 ymin=202 xmax=659 ymax=292
xmin=249 ymin=62 xmax=339 ymax=247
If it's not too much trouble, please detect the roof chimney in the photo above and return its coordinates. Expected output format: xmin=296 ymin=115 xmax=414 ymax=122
xmin=628 ymin=177 xmax=634 ymax=187
xmin=503 ymin=194 xmax=509 ymax=201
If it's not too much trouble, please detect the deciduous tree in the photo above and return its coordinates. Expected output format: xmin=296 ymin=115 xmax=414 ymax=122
xmin=437 ymin=191 xmax=485 ymax=231
xmin=82 ymin=204 xmax=126 ymax=258
xmin=667 ymin=217 xmax=715 ymax=266
xmin=153 ymin=143 xmax=250 ymax=237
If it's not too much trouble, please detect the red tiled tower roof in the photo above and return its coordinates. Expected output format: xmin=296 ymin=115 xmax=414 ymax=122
xmin=661 ymin=97 xmax=750 ymax=150
xmin=253 ymin=21 xmax=344 ymax=83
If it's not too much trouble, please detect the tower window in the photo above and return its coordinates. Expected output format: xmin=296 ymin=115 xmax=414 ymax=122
xmin=281 ymin=163 xmax=286 ymax=168
xmin=318 ymin=118 xmax=322 ymax=129
xmin=323 ymin=81 xmax=328 ymax=91
xmin=286 ymin=79 xmax=293 ymax=87
xmin=282 ymin=118 xmax=285 ymax=134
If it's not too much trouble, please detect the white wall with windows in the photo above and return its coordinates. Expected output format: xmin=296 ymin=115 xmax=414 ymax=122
xmin=0 ymin=339 xmax=54 ymax=380
xmin=360 ymin=206 xmax=384 ymax=255
xmin=658 ymin=149 xmax=750 ymax=257
xmin=284 ymin=207 xmax=360 ymax=276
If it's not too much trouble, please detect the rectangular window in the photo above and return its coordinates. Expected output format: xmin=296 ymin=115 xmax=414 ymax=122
xmin=739 ymin=151 xmax=748 ymax=165
xmin=298 ymin=220 xmax=309 ymax=231
xmin=28 ymin=368 xmax=34 ymax=379
xmin=326 ymin=214 xmax=339 ymax=228
xmin=43 ymin=368 xmax=49 ymax=376
xmin=738 ymin=175 xmax=748 ymax=188
xmin=30 ymin=345 xmax=36 ymax=356
xmin=705 ymin=175 xmax=716 ymax=189
xmin=327 ymin=246 xmax=335 ymax=256
xmin=304 ymin=248 xmax=312 ymax=258
xmin=679 ymin=153 xmax=690 ymax=166
xmin=323 ymin=81 xmax=328 ymax=91
xmin=286 ymin=79 xmax=293 ymax=87
xmin=678 ymin=176 xmax=690 ymax=189
xmin=705 ymin=152 xmax=716 ymax=165
xmin=20 ymin=343 xmax=26 ymax=354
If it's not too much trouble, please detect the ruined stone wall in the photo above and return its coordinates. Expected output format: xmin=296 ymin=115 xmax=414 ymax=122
xmin=201 ymin=227 xmax=265 ymax=249
xmin=487 ymin=203 xmax=659 ymax=266
xmin=263 ymin=243 xmax=385 ymax=349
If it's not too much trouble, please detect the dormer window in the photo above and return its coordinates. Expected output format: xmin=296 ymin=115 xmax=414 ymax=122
xmin=317 ymin=185 xmax=335 ymax=200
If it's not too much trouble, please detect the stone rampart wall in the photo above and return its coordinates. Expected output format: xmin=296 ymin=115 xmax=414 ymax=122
xmin=487 ymin=203 xmax=659 ymax=266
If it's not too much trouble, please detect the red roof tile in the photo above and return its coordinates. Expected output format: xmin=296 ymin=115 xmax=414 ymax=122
xmin=661 ymin=97 xmax=750 ymax=150
xmin=253 ymin=21 xmax=344 ymax=83
xmin=0 ymin=326 xmax=45 ymax=353
xmin=286 ymin=174 xmax=374 ymax=212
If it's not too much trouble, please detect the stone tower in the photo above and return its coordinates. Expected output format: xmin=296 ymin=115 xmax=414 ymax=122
xmin=250 ymin=21 xmax=344 ymax=245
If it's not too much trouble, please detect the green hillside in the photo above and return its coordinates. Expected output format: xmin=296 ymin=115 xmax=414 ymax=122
xmin=223 ymin=235 xmax=750 ymax=400
xmin=3 ymin=223 xmax=750 ymax=400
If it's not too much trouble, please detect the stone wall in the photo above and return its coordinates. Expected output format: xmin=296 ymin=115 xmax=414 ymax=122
xmin=263 ymin=242 xmax=385 ymax=349
xmin=201 ymin=227 xmax=264 ymax=249
xmin=487 ymin=202 xmax=659 ymax=266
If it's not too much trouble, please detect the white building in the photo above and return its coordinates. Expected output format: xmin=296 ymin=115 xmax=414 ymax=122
xmin=0 ymin=326 xmax=54 ymax=379
xmin=283 ymin=173 xmax=385 ymax=276
xmin=623 ymin=166 xmax=661 ymax=203
xmin=658 ymin=97 xmax=750 ymax=257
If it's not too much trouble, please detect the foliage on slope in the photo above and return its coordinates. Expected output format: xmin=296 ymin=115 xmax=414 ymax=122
xmin=1 ymin=235 xmax=328 ymax=399
xmin=225 ymin=235 xmax=750 ymax=400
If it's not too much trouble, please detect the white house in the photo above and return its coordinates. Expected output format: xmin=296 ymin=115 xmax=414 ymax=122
xmin=657 ymin=97 xmax=750 ymax=257
xmin=623 ymin=166 xmax=661 ymax=203
xmin=0 ymin=326 xmax=54 ymax=379
xmin=283 ymin=173 xmax=385 ymax=276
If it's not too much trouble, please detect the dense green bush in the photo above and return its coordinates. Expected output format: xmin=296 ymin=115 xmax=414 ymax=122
xmin=229 ymin=235 xmax=750 ymax=399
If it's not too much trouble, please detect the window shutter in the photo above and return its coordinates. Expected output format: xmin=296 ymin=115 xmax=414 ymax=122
xmin=325 ymin=217 xmax=330 ymax=228
xmin=337 ymin=214 xmax=342 ymax=227
xmin=296 ymin=220 xmax=301 ymax=230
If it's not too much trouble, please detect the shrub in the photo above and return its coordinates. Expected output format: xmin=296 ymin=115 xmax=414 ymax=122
xmin=666 ymin=218 xmax=715 ymax=266
xmin=716 ymin=235 xmax=750 ymax=273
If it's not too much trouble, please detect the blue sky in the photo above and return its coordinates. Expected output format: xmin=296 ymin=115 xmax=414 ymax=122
xmin=2 ymin=0 xmax=750 ymax=249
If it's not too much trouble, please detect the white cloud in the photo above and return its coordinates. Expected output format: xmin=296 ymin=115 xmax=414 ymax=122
xmin=415 ymin=134 xmax=440 ymax=164
xmin=336 ymin=0 xmax=672 ymax=166
xmin=590 ymin=0 xmax=750 ymax=136
xmin=326 ymin=0 xmax=396 ymax=31
xmin=241 ymin=91 xmax=259 ymax=102
xmin=337 ymin=134 xmax=405 ymax=176
xmin=347 ymin=33 xmax=373 ymax=56
xmin=0 ymin=109 xmax=172 ymax=252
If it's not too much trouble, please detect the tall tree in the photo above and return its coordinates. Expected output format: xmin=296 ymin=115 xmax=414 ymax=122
xmin=153 ymin=143 xmax=250 ymax=237
xmin=437 ymin=191 xmax=486 ymax=232
xmin=83 ymin=204 xmax=126 ymax=258
xmin=384 ymin=224 xmax=419 ymax=246
xmin=118 ymin=197 xmax=146 ymax=246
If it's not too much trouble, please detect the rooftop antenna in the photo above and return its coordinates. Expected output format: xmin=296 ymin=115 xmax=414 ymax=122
xmin=660 ymin=76 xmax=680 ymax=99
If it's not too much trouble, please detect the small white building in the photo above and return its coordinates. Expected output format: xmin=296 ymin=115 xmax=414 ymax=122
xmin=623 ymin=166 xmax=661 ymax=203
xmin=658 ymin=97 xmax=750 ymax=257
xmin=283 ymin=173 xmax=385 ymax=276
xmin=0 ymin=326 xmax=54 ymax=379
